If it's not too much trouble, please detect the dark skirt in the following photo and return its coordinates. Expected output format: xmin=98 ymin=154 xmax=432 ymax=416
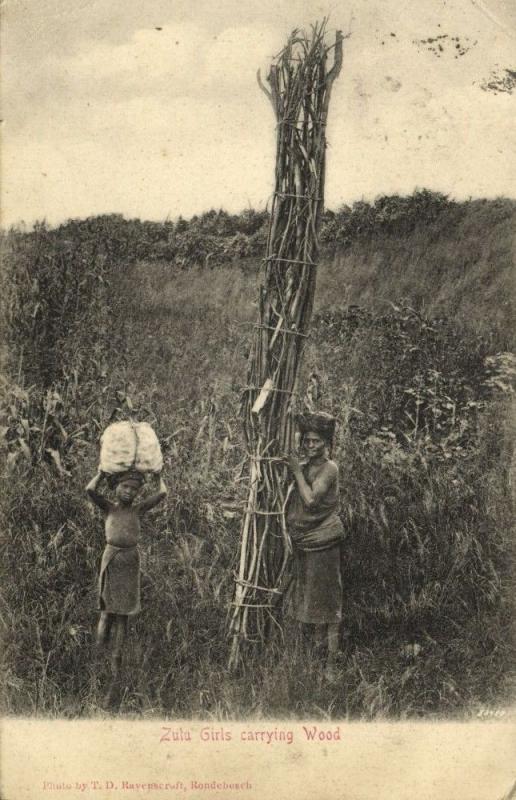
xmin=98 ymin=544 xmax=141 ymax=616
xmin=284 ymin=542 xmax=342 ymax=625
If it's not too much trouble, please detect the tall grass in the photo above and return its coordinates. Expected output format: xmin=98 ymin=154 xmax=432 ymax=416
xmin=318 ymin=197 xmax=515 ymax=349
xmin=1 ymin=198 xmax=514 ymax=718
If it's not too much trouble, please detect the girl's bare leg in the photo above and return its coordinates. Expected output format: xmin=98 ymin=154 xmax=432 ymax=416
xmin=285 ymin=620 xmax=302 ymax=663
xmin=325 ymin=623 xmax=340 ymax=680
xmin=313 ymin=624 xmax=326 ymax=660
xmin=97 ymin=612 xmax=113 ymax=647
xmin=328 ymin=623 xmax=340 ymax=658
xmin=104 ymin=616 xmax=128 ymax=709
xmin=314 ymin=625 xmax=326 ymax=649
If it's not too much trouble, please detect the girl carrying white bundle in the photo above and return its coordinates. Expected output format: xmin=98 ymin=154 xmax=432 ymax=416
xmin=85 ymin=422 xmax=166 ymax=709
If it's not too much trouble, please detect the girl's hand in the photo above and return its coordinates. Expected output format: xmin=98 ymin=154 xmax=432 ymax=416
xmin=94 ymin=471 xmax=106 ymax=487
xmin=287 ymin=454 xmax=302 ymax=475
xmin=86 ymin=472 xmax=102 ymax=491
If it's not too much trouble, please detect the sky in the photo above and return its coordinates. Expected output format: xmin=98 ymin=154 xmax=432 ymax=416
xmin=2 ymin=0 xmax=515 ymax=227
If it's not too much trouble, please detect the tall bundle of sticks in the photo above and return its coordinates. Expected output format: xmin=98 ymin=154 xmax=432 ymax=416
xmin=228 ymin=22 xmax=344 ymax=669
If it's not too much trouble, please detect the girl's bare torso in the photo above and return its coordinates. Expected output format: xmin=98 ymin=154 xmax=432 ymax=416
xmin=105 ymin=505 xmax=141 ymax=548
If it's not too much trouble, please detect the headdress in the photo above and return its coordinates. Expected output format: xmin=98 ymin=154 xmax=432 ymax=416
xmin=296 ymin=411 xmax=337 ymax=444
xmin=109 ymin=470 xmax=145 ymax=490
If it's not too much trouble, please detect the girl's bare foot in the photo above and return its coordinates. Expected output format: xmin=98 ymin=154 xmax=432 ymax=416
xmin=324 ymin=655 xmax=339 ymax=682
xmin=102 ymin=680 xmax=121 ymax=711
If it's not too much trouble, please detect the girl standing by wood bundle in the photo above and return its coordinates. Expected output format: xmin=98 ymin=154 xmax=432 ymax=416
xmin=285 ymin=412 xmax=345 ymax=681
xmin=85 ymin=470 xmax=167 ymax=708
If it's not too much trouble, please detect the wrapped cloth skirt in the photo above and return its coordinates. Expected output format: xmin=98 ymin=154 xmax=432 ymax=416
xmin=98 ymin=544 xmax=141 ymax=616
xmin=284 ymin=542 xmax=343 ymax=625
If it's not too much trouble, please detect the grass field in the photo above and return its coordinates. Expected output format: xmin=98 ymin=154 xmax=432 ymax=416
xmin=1 ymin=195 xmax=515 ymax=718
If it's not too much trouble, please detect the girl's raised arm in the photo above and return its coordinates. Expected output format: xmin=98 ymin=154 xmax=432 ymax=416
xmin=85 ymin=472 xmax=112 ymax=513
xmin=137 ymin=477 xmax=168 ymax=514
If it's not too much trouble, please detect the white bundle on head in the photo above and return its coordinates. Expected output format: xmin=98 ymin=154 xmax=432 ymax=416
xmin=99 ymin=421 xmax=163 ymax=475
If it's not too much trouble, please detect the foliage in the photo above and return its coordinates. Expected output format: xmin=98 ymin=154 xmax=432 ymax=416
xmin=303 ymin=307 xmax=515 ymax=688
xmin=4 ymin=193 xmax=514 ymax=289
xmin=320 ymin=190 xmax=452 ymax=245
xmin=1 ymin=194 xmax=514 ymax=718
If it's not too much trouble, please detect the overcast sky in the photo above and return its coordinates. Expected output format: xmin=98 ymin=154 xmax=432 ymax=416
xmin=2 ymin=0 xmax=515 ymax=227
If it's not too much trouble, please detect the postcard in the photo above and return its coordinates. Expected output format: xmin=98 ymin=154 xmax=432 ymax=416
xmin=1 ymin=1 xmax=515 ymax=798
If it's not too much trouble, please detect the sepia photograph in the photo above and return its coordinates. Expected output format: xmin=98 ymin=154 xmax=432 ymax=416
xmin=1 ymin=0 xmax=515 ymax=798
